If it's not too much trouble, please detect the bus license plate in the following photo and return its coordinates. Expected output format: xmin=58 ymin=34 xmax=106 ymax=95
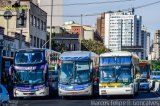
xmin=70 ymin=92 xmax=77 ymax=95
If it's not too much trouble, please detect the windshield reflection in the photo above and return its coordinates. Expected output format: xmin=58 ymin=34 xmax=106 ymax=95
xmin=100 ymin=65 xmax=132 ymax=83
xmin=15 ymin=52 xmax=44 ymax=65
xmin=14 ymin=70 xmax=44 ymax=85
xmin=59 ymin=61 xmax=91 ymax=85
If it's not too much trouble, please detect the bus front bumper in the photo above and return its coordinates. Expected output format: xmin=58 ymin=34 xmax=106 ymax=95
xmin=13 ymin=87 xmax=49 ymax=97
xmin=99 ymin=87 xmax=134 ymax=95
xmin=58 ymin=86 xmax=92 ymax=96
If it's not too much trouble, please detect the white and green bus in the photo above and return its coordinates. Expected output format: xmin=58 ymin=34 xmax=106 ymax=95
xmin=99 ymin=51 xmax=140 ymax=97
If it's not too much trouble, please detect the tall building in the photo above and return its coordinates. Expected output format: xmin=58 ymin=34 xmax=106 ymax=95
xmin=38 ymin=0 xmax=63 ymax=27
xmin=97 ymin=13 xmax=105 ymax=39
xmin=153 ymin=30 xmax=160 ymax=60
xmin=0 ymin=0 xmax=47 ymax=49
xmin=104 ymin=10 xmax=142 ymax=52
xmin=141 ymin=25 xmax=150 ymax=59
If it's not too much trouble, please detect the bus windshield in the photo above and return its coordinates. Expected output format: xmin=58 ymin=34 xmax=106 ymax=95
xmin=75 ymin=61 xmax=90 ymax=84
xmin=15 ymin=52 xmax=44 ymax=65
xmin=59 ymin=61 xmax=91 ymax=85
xmin=140 ymin=66 xmax=150 ymax=78
xmin=14 ymin=70 xmax=44 ymax=85
xmin=59 ymin=61 xmax=74 ymax=84
xmin=100 ymin=65 xmax=132 ymax=83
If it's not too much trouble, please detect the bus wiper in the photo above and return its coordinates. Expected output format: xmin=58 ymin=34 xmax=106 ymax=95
xmin=68 ymin=74 xmax=74 ymax=84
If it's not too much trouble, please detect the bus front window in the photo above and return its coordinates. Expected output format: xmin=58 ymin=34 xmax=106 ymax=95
xmin=100 ymin=66 xmax=116 ymax=83
xmin=15 ymin=52 xmax=44 ymax=65
xmin=75 ymin=61 xmax=90 ymax=84
xmin=140 ymin=66 xmax=149 ymax=78
xmin=15 ymin=70 xmax=44 ymax=85
xmin=117 ymin=66 xmax=132 ymax=83
xmin=59 ymin=61 xmax=74 ymax=84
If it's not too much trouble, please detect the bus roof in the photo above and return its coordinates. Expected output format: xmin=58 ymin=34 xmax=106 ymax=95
xmin=60 ymin=51 xmax=99 ymax=60
xmin=15 ymin=48 xmax=61 ymax=54
xmin=100 ymin=51 xmax=139 ymax=58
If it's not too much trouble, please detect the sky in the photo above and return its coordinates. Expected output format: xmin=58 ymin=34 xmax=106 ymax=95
xmin=63 ymin=0 xmax=160 ymax=40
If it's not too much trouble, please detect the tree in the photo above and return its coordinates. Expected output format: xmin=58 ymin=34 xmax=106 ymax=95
xmin=81 ymin=39 xmax=110 ymax=54
xmin=151 ymin=60 xmax=160 ymax=71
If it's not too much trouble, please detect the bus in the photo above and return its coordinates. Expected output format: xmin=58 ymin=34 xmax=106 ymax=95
xmin=151 ymin=71 xmax=160 ymax=81
xmin=139 ymin=60 xmax=152 ymax=80
xmin=58 ymin=51 xmax=99 ymax=97
xmin=99 ymin=51 xmax=140 ymax=97
xmin=9 ymin=48 xmax=60 ymax=98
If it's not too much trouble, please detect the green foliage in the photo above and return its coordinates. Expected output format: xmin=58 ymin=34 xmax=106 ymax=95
xmin=81 ymin=39 xmax=110 ymax=54
xmin=151 ymin=60 xmax=160 ymax=71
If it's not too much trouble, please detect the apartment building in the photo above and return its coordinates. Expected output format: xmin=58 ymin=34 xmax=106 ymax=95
xmin=0 ymin=0 xmax=47 ymax=49
xmin=104 ymin=10 xmax=142 ymax=52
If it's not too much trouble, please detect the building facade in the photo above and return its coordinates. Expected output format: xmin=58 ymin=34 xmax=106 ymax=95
xmin=0 ymin=0 xmax=47 ymax=49
xmin=97 ymin=13 xmax=105 ymax=39
xmin=141 ymin=25 xmax=150 ymax=59
xmin=153 ymin=30 xmax=160 ymax=60
xmin=104 ymin=10 xmax=142 ymax=52
xmin=62 ymin=21 xmax=99 ymax=41
xmin=54 ymin=34 xmax=79 ymax=51
xmin=38 ymin=0 xmax=63 ymax=27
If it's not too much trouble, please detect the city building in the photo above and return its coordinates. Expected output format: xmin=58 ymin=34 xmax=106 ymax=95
xmin=153 ymin=30 xmax=160 ymax=60
xmin=0 ymin=26 xmax=26 ymax=57
xmin=0 ymin=0 xmax=47 ymax=48
xmin=101 ymin=9 xmax=143 ymax=56
xmin=53 ymin=34 xmax=79 ymax=51
xmin=38 ymin=0 xmax=63 ymax=27
xmin=62 ymin=21 xmax=101 ymax=41
xmin=103 ymin=9 xmax=142 ymax=53
xmin=141 ymin=25 xmax=150 ymax=59
xmin=97 ymin=13 xmax=105 ymax=39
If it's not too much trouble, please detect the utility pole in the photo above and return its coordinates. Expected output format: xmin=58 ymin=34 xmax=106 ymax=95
xmin=19 ymin=29 xmax=22 ymax=49
xmin=79 ymin=14 xmax=83 ymax=51
xmin=49 ymin=0 xmax=53 ymax=50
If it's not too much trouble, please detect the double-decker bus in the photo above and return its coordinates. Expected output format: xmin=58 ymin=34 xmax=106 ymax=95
xmin=139 ymin=60 xmax=152 ymax=80
xmin=99 ymin=51 xmax=140 ymax=97
xmin=9 ymin=48 xmax=60 ymax=98
xmin=58 ymin=51 xmax=99 ymax=98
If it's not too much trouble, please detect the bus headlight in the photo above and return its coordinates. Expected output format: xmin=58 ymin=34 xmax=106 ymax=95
xmin=59 ymin=86 xmax=66 ymax=90
xmin=99 ymin=86 xmax=106 ymax=88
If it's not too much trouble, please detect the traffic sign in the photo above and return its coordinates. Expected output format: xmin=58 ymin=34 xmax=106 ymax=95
xmin=3 ymin=10 xmax=12 ymax=20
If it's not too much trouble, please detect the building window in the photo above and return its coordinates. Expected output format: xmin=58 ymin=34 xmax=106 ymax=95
xmin=44 ymin=22 xmax=46 ymax=31
xmin=37 ymin=38 xmax=39 ymax=48
xmin=33 ymin=16 xmax=36 ymax=27
xmin=35 ymin=17 xmax=37 ymax=27
xmin=3 ymin=50 xmax=6 ymax=56
xmin=41 ymin=20 xmax=43 ymax=30
xmin=11 ymin=52 xmax=14 ymax=57
xmin=37 ymin=18 xmax=40 ymax=29
xmin=34 ymin=36 xmax=36 ymax=47
xmin=30 ymin=35 xmax=33 ymax=46
xmin=30 ymin=15 xmax=33 ymax=26
xmin=40 ymin=39 xmax=43 ymax=47
xmin=74 ymin=44 xmax=76 ymax=51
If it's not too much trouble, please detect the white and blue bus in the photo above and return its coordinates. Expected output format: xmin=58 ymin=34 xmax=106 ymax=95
xmin=99 ymin=51 xmax=140 ymax=97
xmin=58 ymin=51 xmax=99 ymax=97
xmin=9 ymin=48 xmax=60 ymax=98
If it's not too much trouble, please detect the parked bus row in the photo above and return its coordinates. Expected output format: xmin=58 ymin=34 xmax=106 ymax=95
xmin=8 ymin=49 xmax=152 ymax=99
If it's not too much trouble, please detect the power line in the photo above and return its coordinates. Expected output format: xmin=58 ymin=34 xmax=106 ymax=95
xmin=40 ymin=0 xmax=135 ymax=7
xmin=44 ymin=0 xmax=160 ymax=17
